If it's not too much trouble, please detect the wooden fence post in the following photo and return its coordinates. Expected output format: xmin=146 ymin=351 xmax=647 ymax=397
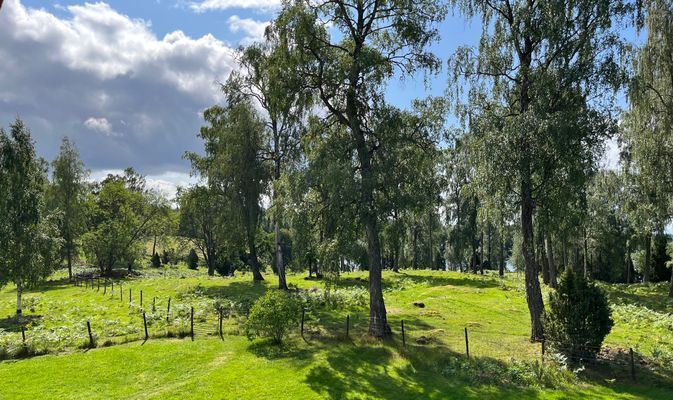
xmin=300 ymin=309 xmax=305 ymax=338
xmin=464 ymin=327 xmax=470 ymax=358
xmin=219 ymin=308 xmax=224 ymax=340
xmin=152 ymin=297 xmax=156 ymax=312
xmin=166 ymin=297 xmax=171 ymax=323
xmin=190 ymin=306 xmax=194 ymax=340
xmin=87 ymin=320 xmax=94 ymax=348
xmin=140 ymin=290 xmax=143 ymax=307
xmin=103 ymin=281 xmax=107 ymax=295
xmin=97 ymin=278 xmax=100 ymax=291
xmin=401 ymin=320 xmax=406 ymax=347
xmin=630 ymin=348 xmax=636 ymax=381
xmin=111 ymin=281 xmax=114 ymax=296
xmin=143 ymin=312 xmax=149 ymax=341
xmin=21 ymin=325 xmax=26 ymax=343
xmin=346 ymin=315 xmax=350 ymax=338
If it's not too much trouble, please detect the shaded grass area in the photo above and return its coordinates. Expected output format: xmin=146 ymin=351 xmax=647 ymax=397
xmin=0 ymin=268 xmax=671 ymax=398
xmin=0 ymin=336 xmax=671 ymax=400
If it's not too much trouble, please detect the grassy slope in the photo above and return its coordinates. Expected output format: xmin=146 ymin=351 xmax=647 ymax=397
xmin=0 ymin=268 xmax=671 ymax=399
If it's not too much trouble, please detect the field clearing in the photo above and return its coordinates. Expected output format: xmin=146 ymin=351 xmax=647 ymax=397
xmin=0 ymin=268 xmax=672 ymax=399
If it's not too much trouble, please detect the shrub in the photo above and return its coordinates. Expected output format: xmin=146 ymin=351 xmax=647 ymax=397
xmin=151 ymin=253 xmax=161 ymax=268
xmin=245 ymin=290 xmax=301 ymax=344
xmin=187 ymin=249 xmax=199 ymax=270
xmin=544 ymin=269 xmax=613 ymax=363
xmin=161 ymin=250 xmax=170 ymax=265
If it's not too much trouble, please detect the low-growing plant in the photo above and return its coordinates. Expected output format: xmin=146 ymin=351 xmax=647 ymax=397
xmin=544 ymin=269 xmax=613 ymax=363
xmin=245 ymin=290 xmax=301 ymax=344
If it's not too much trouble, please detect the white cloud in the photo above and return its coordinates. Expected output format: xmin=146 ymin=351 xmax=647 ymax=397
xmin=228 ymin=15 xmax=269 ymax=45
xmin=0 ymin=0 xmax=239 ymax=174
xmin=84 ymin=117 xmax=114 ymax=136
xmin=600 ymin=137 xmax=622 ymax=171
xmin=190 ymin=0 xmax=281 ymax=12
xmin=88 ymin=169 xmax=198 ymax=200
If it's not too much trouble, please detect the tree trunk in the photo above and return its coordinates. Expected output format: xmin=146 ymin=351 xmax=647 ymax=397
xmin=499 ymin=232 xmax=505 ymax=277
xmin=247 ymin=234 xmax=264 ymax=281
xmin=644 ymin=233 xmax=651 ymax=283
xmin=521 ymin=176 xmax=544 ymax=342
xmin=67 ymin=249 xmax=73 ymax=281
xmin=487 ymin=224 xmax=492 ymax=269
xmin=392 ymin=241 xmax=400 ymax=273
xmin=428 ymin=209 xmax=434 ymax=269
xmin=546 ymin=235 xmax=558 ymax=288
xmin=479 ymin=230 xmax=484 ymax=275
xmin=539 ymin=231 xmax=549 ymax=285
xmin=412 ymin=225 xmax=418 ymax=270
xmin=365 ymin=212 xmax=390 ymax=337
xmin=275 ymin=218 xmax=287 ymax=290
xmin=583 ymin=228 xmax=589 ymax=278
xmin=152 ymin=233 xmax=157 ymax=257
xmin=16 ymin=282 xmax=23 ymax=322
xmin=625 ymin=247 xmax=632 ymax=284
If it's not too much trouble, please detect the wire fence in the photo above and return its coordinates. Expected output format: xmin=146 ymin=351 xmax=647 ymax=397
xmin=0 ymin=275 xmax=668 ymax=384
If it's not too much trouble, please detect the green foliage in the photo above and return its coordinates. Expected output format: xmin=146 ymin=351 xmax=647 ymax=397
xmin=81 ymin=175 xmax=149 ymax=275
xmin=49 ymin=136 xmax=88 ymax=278
xmin=186 ymin=99 xmax=271 ymax=281
xmin=0 ymin=118 xmax=62 ymax=316
xmin=187 ymin=249 xmax=198 ymax=270
xmin=245 ymin=290 xmax=301 ymax=344
xmin=151 ymin=253 xmax=161 ymax=268
xmin=544 ymin=270 xmax=614 ymax=362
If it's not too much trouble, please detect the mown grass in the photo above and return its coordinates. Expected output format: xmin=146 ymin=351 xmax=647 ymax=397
xmin=0 ymin=267 xmax=671 ymax=399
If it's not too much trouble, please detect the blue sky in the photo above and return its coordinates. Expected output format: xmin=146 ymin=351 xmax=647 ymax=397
xmin=0 ymin=1 xmax=638 ymax=196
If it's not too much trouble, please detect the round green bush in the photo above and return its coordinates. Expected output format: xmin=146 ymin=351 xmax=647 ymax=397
xmin=151 ymin=253 xmax=161 ymax=268
xmin=245 ymin=290 xmax=302 ymax=344
xmin=544 ymin=269 xmax=613 ymax=363
xmin=187 ymin=249 xmax=199 ymax=270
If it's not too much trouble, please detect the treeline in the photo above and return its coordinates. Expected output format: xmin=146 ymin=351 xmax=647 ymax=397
xmin=1 ymin=0 xmax=673 ymax=341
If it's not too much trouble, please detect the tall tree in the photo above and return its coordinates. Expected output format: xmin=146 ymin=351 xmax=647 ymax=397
xmin=82 ymin=175 xmax=150 ymax=276
xmin=451 ymin=0 xmax=629 ymax=341
xmin=278 ymin=0 xmax=446 ymax=337
xmin=0 ymin=119 xmax=61 ymax=321
xmin=227 ymin=20 xmax=313 ymax=290
xmin=50 ymin=137 xmax=88 ymax=280
xmin=623 ymin=0 xmax=673 ymax=291
xmin=187 ymin=101 xmax=270 ymax=282
xmin=178 ymin=185 xmax=240 ymax=276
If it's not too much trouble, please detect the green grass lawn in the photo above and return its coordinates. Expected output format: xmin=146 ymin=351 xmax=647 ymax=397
xmin=0 ymin=267 xmax=671 ymax=399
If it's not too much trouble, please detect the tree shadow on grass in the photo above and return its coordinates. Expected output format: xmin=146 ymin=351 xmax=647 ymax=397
xmin=602 ymin=284 xmax=673 ymax=314
xmin=197 ymin=281 xmax=268 ymax=304
xmin=247 ymin=338 xmax=316 ymax=362
xmin=579 ymin=350 xmax=673 ymax=395
xmin=0 ymin=315 xmax=42 ymax=332
xmin=303 ymin=343 xmax=547 ymax=400
xmin=386 ymin=271 xmax=503 ymax=290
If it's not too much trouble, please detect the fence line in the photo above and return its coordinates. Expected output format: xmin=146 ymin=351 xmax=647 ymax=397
xmin=0 ymin=276 xmax=661 ymax=384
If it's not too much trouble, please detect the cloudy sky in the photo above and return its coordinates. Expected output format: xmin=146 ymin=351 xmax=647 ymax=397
xmin=0 ymin=1 xmax=632 ymax=198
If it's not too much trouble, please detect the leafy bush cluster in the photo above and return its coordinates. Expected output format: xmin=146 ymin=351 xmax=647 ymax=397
xmin=297 ymin=286 xmax=368 ymax=310
xmin=544 ymin=269 xmax=613 ymax=363
xmin=245 ymin=290 xmax=302 ymax=344
xmin=440 ymin=355 xmax=576 ymax=389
